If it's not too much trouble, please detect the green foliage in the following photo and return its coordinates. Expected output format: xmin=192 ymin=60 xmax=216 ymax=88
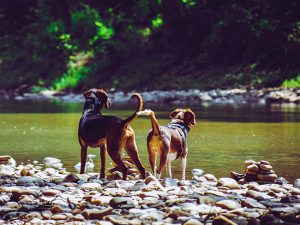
xmin=53 ymin=66 xmax=89 ymax=91
xmin=152 ymin=14 xmax=163 ymax=29
xmin=0 ymin=0 xmax=300 ymax=92
xmin=54 ymin=51 xmax=94 ymax=91
xmin=31 ymin=85 xmax=47 ymax=93
xmin=282 ymin=75 xmax=300 ymax=88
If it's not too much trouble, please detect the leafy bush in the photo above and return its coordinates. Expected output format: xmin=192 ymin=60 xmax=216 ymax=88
xmin=282 ymin=74 xmax=300 ymax=88
xmin=1 ymin=0 xmax=300 ymax=92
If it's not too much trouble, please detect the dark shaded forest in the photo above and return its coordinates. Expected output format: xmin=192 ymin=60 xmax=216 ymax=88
xmin=0 ymin=0 xmax=300 ymax=93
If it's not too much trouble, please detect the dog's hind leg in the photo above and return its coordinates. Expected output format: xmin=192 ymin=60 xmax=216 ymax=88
xmin=156 ymin=152 xmax=167 ymax=179
xmin=107 ymin=141 xmax=129 ymax=180
xmin=108 ymin=150 xmax=128 ymax=180
xmin=80 ymin=146 xmax=87 ymax=174
xmin=100 ymin=145 xmax=106 ymax=178
xmin=106 ymin=125 xmax=130 ymax=180
xmin=147 ymin=143 xmax=158 ymax=178
xmin=124 ymin=129 xmax=146 ymax=179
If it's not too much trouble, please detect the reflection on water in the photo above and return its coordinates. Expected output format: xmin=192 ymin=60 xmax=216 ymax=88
xmin=0 ymin=99 xmax=299 ymax=182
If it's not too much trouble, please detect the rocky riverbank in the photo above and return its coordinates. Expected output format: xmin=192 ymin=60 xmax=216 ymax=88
xmin=1 ymin=87 xmax=300 ymax=105
xmin=0 ymin=156 xmax=300 ymax=224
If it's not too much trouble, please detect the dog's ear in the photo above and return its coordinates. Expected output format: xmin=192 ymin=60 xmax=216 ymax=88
xmin=96 ymin=89 xmax=111 ymax=109
xmin=185 ymin=109 xmax=196 ymax=127
xmin=170 ymin=109 xmax=181 ymax=119
xmin=83 ymin=90 xmax=92 ymax=100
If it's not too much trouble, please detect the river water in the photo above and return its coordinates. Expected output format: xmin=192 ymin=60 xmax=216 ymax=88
xmin=0 ymin=98 xmax=299 ymax=182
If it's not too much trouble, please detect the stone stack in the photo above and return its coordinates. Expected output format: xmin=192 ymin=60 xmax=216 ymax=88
xmin=231 ymin=159 xmax=279 ymax=184
xmin=245 ymin=159 xmax=277 ymax=182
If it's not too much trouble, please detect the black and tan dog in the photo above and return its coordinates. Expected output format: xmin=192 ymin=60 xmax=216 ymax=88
xmin=138 ymin=109 xmax=195 ymax=180
xmin=78 ymin=89 xmax=146 ymax=180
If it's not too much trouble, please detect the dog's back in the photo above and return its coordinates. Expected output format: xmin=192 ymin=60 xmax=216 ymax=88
xmin=79 ymin=109 xmax=124 ymax=144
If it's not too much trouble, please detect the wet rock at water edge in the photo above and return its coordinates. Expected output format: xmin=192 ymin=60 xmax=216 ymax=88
xmin=43 ymin=157 xmax=63 ymax=170
xmin=217 ymin=177 xmax=241 ymax=189
xmin=144 ymin=175 xmax=159 ymax=184
xmin=161 ymin=177 xmax=178 ymax=187
xmin=191 ymin=168 xmax=204 ymax=176
xmin=230 ymin=171 xmax=245 ymax=181
xmin=294 ymin=179 xmax=300 ymax=188
xmin=107 ymin=171 xmax=123 ymax=181
xmin=61 ymin=173 xmax=80 ymax=183
xmin=203 ymin=173 xmax=218 ymax=182
xmin=16 ymin=176 xmax=45 ymax=187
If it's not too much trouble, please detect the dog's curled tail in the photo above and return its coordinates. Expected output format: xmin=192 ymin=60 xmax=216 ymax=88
xmin=137 ymin=109 xmax=160 ymax=135
xmin=122 ymin=93 xmax=143 ymax=127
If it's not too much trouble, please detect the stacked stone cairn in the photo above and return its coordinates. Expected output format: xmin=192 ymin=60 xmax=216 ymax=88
xmin=231 ymin=159 xmax=278 ymax=184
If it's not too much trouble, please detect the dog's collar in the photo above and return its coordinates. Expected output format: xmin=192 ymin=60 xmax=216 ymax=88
xmin=167 ymin=123 xmax=189 ymax=137
xmin=170 ymin=120 xmax=190 ymax=135
xmin=95 ymin=99 xmax=100 ymax=105
xmin=86 ymin=97 xmax=101 ymax=109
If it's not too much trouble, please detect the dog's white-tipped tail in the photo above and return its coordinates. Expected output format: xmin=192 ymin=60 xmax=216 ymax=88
xmin=137 ymin=109 xmax=152 ymax=116
xmin=138 ymin=109 xmax=160 ymax=135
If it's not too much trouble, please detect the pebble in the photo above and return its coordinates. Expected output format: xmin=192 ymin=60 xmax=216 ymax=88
xmin=81 ymin=208 xmax=113 ymax=220
xmin=294 ymin=179 xmax=300 ymax=188
xmin=161 ymin=177 xmax=178 ymax=187
xmin=0 ymin=156 xmax=299 ymax=224
xmin=16 ymin=176 xmax=45 ymax=187
xmin=217 ymin=177 xmax=241 ymax=189
xmin=41 ymin=210 xmax=53 ymax=219
xmin=216 ymin=199 xmax=241 ymax=210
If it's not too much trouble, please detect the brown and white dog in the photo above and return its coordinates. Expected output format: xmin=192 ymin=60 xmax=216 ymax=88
xmin=78 ymin=89 xmax=146 ymax=180
xmin=137 ymin=109 xmax=195 ymax=180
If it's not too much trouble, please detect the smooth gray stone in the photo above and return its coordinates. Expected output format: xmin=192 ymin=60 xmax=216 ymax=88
xmin=16 ymin=176 xmax=45 ymax=187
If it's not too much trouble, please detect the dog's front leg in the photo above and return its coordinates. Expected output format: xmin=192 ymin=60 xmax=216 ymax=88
xmin=100 ymin=145 xmax=106 ymax=178
xmin=166 ymin=159 xmax=172 ymax=178
xmin=180 ymin=156 xmax=186 ymax=180
xmin=80 ymin=146 xmax=87 ymax=174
